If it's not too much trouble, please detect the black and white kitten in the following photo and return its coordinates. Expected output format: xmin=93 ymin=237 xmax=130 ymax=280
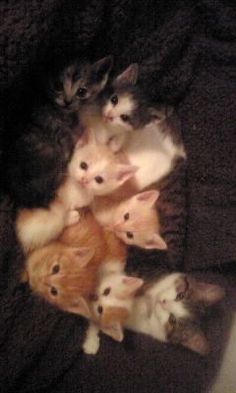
xmin=83 ymin=265 xmax=225 ymax=356
xmin=5 ymin=56 xmax=113 ymax=208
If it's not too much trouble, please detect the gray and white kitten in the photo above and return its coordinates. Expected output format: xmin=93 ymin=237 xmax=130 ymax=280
xmin=83 ymin=266 xmax=225 ymax=356
xmin=81 ymin=63 xmax=186 ymax=189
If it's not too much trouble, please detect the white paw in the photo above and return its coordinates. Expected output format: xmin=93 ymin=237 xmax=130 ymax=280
xmin=65 ymin=210 xmax=80 ymax=227
xmin=82 ymin=335 xmax=100 ymax=355
xmin=108 ymin=137 xmax=123 ymax=153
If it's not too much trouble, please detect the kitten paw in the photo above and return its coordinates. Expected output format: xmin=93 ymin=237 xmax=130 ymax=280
xmin=108 ymin=136 xmax=124 ymax=153
xmin=65 ymin=210 xmax=80 ymax=227
xmin=82 ymin=335 xmax=100 ymax=355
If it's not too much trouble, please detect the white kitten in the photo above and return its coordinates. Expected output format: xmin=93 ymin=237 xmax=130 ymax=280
xmin=16 ymin=130 xmax=136 ymax=253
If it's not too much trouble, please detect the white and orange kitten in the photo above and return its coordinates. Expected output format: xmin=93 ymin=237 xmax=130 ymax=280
xmin=92 ymin=189 xmax=167 ymax=250
xmin=83 ymin=269 xmax=225 ymax=356
xmin=16 ymin=130 xmax=137 ymax=253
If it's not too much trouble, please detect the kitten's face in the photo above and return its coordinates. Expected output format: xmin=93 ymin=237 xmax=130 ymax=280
xmin=92 ymin=271 xmax=225 ymax=354
xmin=50 ymin=56 xmax=113 ymax=111
xmin=90 ymin=273 xmax=143 ymax=341
xmin=110 ymin=190 xmax=167 ymax=249
xmin=149 ymin=273 xmax=225 ymax=355
xmin=101 ymin=63 xmax=171 ymax=132
xmin=27 ymin=244 xmax=95 ymax=317
xmin=69 ymin=132 xmax=137 ymax=195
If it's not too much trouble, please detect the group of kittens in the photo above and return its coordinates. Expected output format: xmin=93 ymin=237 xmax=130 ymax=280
xmin=8 ymin=56 xmax=225 ymax=356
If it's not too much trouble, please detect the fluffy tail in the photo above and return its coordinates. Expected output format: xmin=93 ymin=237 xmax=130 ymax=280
xmin=16 ymin=201 xmax=67 ymax=253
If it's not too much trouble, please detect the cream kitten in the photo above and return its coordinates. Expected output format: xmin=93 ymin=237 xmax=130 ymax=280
xmin=16 ymin=130 xmax=137 ymax=253
xmin=84 ymin=270 xmax=225 ymax=356
xmin=92 ymin=190 xmax=167 ymax=250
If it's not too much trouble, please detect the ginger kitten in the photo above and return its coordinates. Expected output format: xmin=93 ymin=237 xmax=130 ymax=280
xmin=92 ymin=190 xmax=167 ymax=250
xmin=24 ymin=209 xmax=127 ymax=317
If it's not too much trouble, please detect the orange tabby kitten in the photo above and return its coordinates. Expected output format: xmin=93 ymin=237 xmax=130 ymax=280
xmin=25 ymin=209 xmax=127 ymax=317
xmin=92 ymin=189 xmax=167 ymax=250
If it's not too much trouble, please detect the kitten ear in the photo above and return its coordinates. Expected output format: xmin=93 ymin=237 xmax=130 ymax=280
xmin=144 ymin=233 xmax=167 ymax=250
xmin=149 ymin=105 xmax=174 ymax=124
xmin=91 ymin=56 xmax=113 ymax=81
xmin=75 ymin=128 xmax=97 ymax=148
xmin=115 ymin=164 xmax=139 ymax=185
xmin=71 ymin=247 xmax=95 ymax=267
xmin=114 ymin=63 xmax=139 ymax=87
xmin=75 ymin=131 xmax=89 ymax=148
xmin=182 ymin=330 xmax=210 ymax=356
xmin=102 ymin=322 xmax=124 ymax=342
xmin=122 ymin=276 xmax=144 ymax=295
xmin=67 ymin=297 xmax=91 ymax=319
xmin=192 ymin=280 xmax=225 ymax=306
xmin=135 ymin=190 xmax=160 ymax=207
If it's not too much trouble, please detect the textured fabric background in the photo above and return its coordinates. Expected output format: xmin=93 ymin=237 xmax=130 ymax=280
xmin=0 ymin=0 xmax=235 ymax=392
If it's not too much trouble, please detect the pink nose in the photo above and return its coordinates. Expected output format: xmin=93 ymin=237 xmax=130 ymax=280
xmin=79 ymin=177 xmax=89 ymax=186
xmin=104 ymin=111 xmax=114 ymax=122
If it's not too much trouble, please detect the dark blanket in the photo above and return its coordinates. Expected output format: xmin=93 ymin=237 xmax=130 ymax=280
xmin=0 ymin=1 xmax=236 ymax=392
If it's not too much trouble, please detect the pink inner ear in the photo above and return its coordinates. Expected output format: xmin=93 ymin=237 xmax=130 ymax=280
xmin=67 ymin=297 xmax=91 ymax=319
xmin=145 ymin=233 xmax=167 ymax=250
xmin=102 ymin=323 xmax=124 ymax=342
xmin=196 ymin=282 xmax=225 ymax=305
xmin=122 ymin=276 xmax=144 ymax=293
xmin=116 ymin=165 xmax=139 ymax=183
xmin=183 ymin=332 xmax=210 ymax=356
xmin=116 ymin=64 xmax=139 ymax=86
xmin=136 ymin=190 xmax=160 ymax=206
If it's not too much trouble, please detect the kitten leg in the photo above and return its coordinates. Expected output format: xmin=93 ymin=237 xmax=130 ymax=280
xmin=108 ymin=133 xmax=127 ymax=153
xmin=82 ymin=323 xmax=100 ymax=355
xmin=64 ymin=209 xmax=80 ymax=227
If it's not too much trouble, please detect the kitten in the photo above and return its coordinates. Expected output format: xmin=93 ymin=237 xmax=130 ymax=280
xmin=24 ymin=209 xmax=127 ymax=316
xmin=84 ymin=270 xmax=225 ymax=355
xmin=16 ymin=130 xmax=136 ymax=253
xmin=5 ymin=56 xmax=113 ymax=208
xmin=92 ymin=190 xmax=167 ymax=250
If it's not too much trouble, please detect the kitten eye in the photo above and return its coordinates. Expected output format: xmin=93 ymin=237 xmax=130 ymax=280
xmin=124 ymin=212 xmax=129 ymax=221
xmin=76 ymin=87 xmax=87 ymax=97
xmin=50 ymin=287 xmax=58 ymax=296
xmin=52 ymin=264 xmax=60 ymax=275
xmin=126 ymin=232 xmax=134 ymax=239
xmin=103 ymin=287 xmax=111 ymax=296
xmin=120 ymin=114 xmax=130 ymax=122
xmin=95 ymin=176 xmax=104 ymax=184
xmin=111 ymin=95 xmax=118 ymax=105
xmin=97 ymin=305 xmax=103 ymax=314
xmin=169 ymin=313 xmax=176 ymax=326
xmin=80 ymin=161 xmax=88 ymax=170
xmin=176 ymin=292 xmax=185 ymax=301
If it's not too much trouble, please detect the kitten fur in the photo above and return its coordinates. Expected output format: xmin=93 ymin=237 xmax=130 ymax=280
xmin=84 ymin=270 xmax=225 ymax=355
xmin=92 ymin=189 xmax=167 ymax=250
xmin=25 ymin=209 xmax=127 ymax=317
xmin=16 ymin=129 xmax=136 ymax=253
xmin=5 ymin=56 xmax=113 ymax=208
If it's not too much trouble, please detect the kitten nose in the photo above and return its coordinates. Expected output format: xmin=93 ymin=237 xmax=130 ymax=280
xmin=104 ymin=111 xmax=114 ymax=122
xmin=64 ymin=99 xmax=72 ymax=107
xmin=79 ymin=176 xmax=89 ymax=186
